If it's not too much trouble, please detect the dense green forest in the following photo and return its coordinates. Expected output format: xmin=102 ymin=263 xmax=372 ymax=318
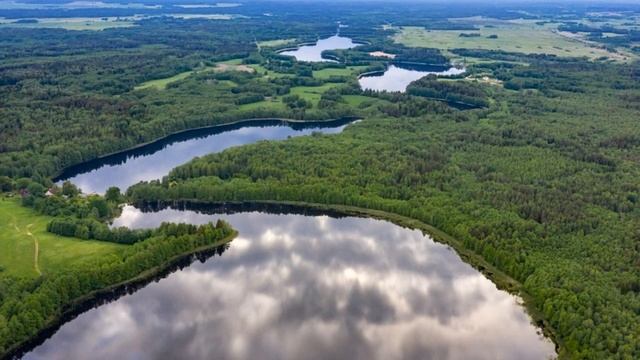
xmin=129 ymin=58 xmax=640 ymax=358
xmin=2 ymin=0 xmax=640 ymax=358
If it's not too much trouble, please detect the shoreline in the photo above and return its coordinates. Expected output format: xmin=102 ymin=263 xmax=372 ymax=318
xmin=138 ymin=199 xmax=561 ymax=354
xmin=356 ymin=64 xmax=485 ymax=110
xmin=3 ymin=198 xmax=561 ymax=358
xmin=51 ymin=116 xmax=360 ymax=182
xmin=2 ymin=231 xmax=237 ymax=360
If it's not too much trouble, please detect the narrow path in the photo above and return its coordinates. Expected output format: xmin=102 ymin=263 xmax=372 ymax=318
xmin=11 ymin=215 xmax=20 ymax=232
xmin=26 ymin=224 xmax=41 ymax=276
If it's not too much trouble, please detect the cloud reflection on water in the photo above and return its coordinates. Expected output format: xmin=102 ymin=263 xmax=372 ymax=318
xmin=359 ymin=65 xmax=466 ymax=93
xmin=59 ymin=125 xmax=346 ymax=194
xmin=279 ymin=35 xmax=358 ymax=62
xmin=25 ymin=207 xmax=555 ymax=360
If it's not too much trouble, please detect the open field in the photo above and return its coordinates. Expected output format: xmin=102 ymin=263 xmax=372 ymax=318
xmin=0 ymin=18 xmax=135 ymax=30
xmin=312 ymin=66 xmax=367 ymax=79
xmin=239 ymin=84 xmax=342 ymax=110
xmin=290 ymin=83 xmax=341 ymax=105
xmin=257 ymin=38 xmax=296 ymax=48
xmin=248 ymin=63 xmax=293 ymax=78
xmin=393 ymin=20 xmax=634 ymax=62
xmin=576 ymin=15 xmax=640 ymax=31
xmin=135 ymin=63 xmax=253 ymax=90
xmin=135 ymin=71 xmax=203 ymax=91
xmin=135 ymin=66 xmax=217 ymax=91
xmin=0 ymin=198 xmax=122 ymax=278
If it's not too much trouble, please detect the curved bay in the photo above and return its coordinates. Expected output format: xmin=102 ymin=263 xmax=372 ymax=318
xmin=54 ymin=119 xmax=354 ymax=194
xmin=24 ymin=205 xmax=555 ymax=360
xmin=359 ymin=64 xmax=466 ymax=93
xmin=278 ymin=35 xmax=358 ymax=62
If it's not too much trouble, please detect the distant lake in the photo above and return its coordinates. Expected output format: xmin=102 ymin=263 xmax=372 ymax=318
xmin=23 ymin=205 xmax=556 ymax=360
xmin=54 ymin=118 xmax=356 ymax=194
xmin=359 ymin=64 xmax=466 ymax=92
xmin=279 ymin=35 xmax=358 ymax=62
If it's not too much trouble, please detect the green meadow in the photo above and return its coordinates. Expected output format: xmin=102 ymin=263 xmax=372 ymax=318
xmin=394 ymin=21 xmax=633 ymax=61
xmin=0 ymin=198 xmax=122 ymax=278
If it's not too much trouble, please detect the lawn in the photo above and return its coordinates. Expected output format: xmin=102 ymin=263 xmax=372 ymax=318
xmin=393 ymin=21 xmax=631 ymax=61
xmin=0 ymin=198 xmax=122 ymax=278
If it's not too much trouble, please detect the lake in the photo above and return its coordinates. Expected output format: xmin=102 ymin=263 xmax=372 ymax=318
xmin=54 ymin=118 xmax=356 ymax=194
xmin=278 ymin=35 xmax=358 ymax=62
xmin=359 ymin=64 xmax=466 ymax=92
xmin=23 ymin=204 xmax=556 ymax=360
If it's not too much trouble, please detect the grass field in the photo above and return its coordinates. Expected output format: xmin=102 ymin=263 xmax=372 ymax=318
xmin=393 ymin=20 xmax=632 ymax=61
xmin=0 ymin=198 xmax=122 ymax=278
xmin=312 ymin=66 xmax=368 ymax=79
xmin=290 ymin=83 xmax=341 ymax=105
xmin=135 ymin=63 xmax=255 ymax=91
xmin=0 ymin=18 xmax=135 ymax=31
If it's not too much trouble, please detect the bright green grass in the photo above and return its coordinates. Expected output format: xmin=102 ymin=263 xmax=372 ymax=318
xmin=394 ymin=22 xmax=628 ymax=61
xmin=290 ymin=83 xmax=341 ymax=105
xmin=239 ymin=83 xmax=344 ymax=110
xmin=312 ymin=66 xmax=367 ymax=80
xmin=0 ymin=197 xmax=123 ymax=278
xmin=135 ymin=66 xmax=217 ymax=91
xmin=0 ymin=18 xmax=134 ymax=31
xmin=343 ymin=95 xmax=380 ymax=107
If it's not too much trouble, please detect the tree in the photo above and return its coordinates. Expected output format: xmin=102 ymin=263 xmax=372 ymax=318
xmin=105 ymin=187 xmax=122 ymax=202
xmin=62 ymin=181 xmax=80 ymax=197
xmin=88 ymin=197 xmax=109 ymax=218
xmin=26 ymin=183 xmax=45 ymax=197
xmin=0 ymin=176 xmax=13 ymax=192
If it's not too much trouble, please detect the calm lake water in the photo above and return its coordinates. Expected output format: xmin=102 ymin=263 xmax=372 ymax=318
xmin=54 ymin=119 xmax=354 ymax=194
xmin=23 ymin=205 xmax=555 ymax=360
xmin=359 ymin=64 xmax=466 ymax=92
xmin=279 ymin=35 xmax=358 ymax=62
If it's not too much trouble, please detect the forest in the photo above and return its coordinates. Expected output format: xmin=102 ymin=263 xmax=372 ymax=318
xmin=128 ymin=57 xmax=640 ymax=358
xmin=1 ymin=0 xmax=640 ymax=359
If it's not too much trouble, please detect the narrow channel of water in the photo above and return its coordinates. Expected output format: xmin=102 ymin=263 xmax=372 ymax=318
xmin=54 ymin=118 xmax=355 ymax=194
xmin=23 ymin=204 xmax=556 ymax=360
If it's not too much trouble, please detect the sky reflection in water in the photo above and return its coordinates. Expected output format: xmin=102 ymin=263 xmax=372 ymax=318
xmin=359 ymin=65 xmax=466 ymax=92
xmin=279 ymin=35 xmax=358 ymax=62
xmin=25 ymin=206 xmax=555 ymax=360
xmin=58 ymin=124 xmax=346 ymax=194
